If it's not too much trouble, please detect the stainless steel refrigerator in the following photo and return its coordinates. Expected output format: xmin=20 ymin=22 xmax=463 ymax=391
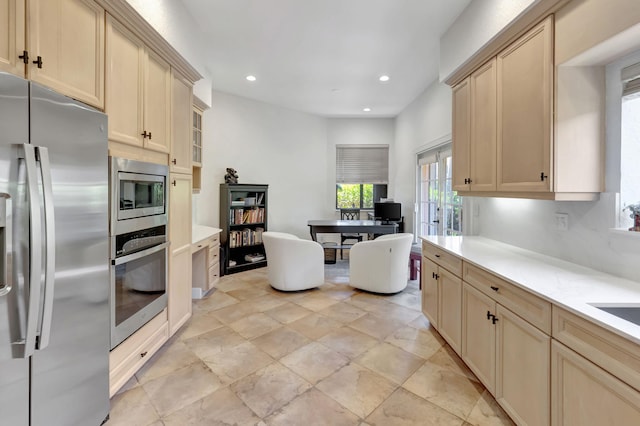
xmin=0 ymin=72 xmax=109 ymax=425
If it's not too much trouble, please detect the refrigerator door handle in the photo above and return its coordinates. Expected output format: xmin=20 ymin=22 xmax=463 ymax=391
xmin=36 ymin=146 xmax=55 ymax=350
xmin=0 ymin=193 xmax=11 ymax=297
xmin=20 ymin=144 xmax=43 ymax=357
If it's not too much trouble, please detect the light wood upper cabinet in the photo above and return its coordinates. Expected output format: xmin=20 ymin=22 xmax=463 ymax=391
xmin=451 ymin=78 xmax=470 ymax=192
xmin=0 ymin=0 xmax=25 ymax=76
xmin=168 ymin=173 xmax=192 ymax=336
xmin=170 ymin=70 xmax=192 ymax=174
xmin=106 ymin=14 xmax=170 ymax=153
xmin=497 ymin=16 xmax=553 ymax=193
xmin=28 ymin=0 xmax=104 ymax=109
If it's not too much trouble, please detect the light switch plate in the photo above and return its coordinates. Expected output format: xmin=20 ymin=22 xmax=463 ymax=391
xmin=555 ymin=213 xmax=569 ymax=231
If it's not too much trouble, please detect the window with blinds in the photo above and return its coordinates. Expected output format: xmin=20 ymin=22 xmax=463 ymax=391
xmin=335 ymin=145 xmax=389 ymax=209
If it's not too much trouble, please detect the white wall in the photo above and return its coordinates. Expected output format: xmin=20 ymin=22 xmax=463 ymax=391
xmin=440 ymin=0 xmax=536 ymax=81
xmin=394 ymin=81 xmax=453 ymax=236
xmin=194 ymin=91 xmax=328 ymax=239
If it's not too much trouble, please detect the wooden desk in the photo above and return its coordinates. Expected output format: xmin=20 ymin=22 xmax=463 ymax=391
xmin=307 ymin=220 xmax=398 ymax=241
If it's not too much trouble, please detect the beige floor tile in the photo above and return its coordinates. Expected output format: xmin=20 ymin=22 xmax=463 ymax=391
xmin=242 ymin=294 xmax=289 ymax=312
xmin=365 ymin=388 xmax=465 ymax=426
xmin=355 ymin=342 xmax=425 ymax=384
xmin=408 ymin=314 xmax=436 ymax=331
xmin=264 ymin=302 xmax=313 ymax=324
xmin=319 ymin=302 xmax=367 ymax=323
xmin=280 ymin=342 xmax=349 ymax=384
xmin=316 ymin=363 xmax=397 ymax=418
xmin=135 ymin=340 xmax=201 ymax=385
xmin=347 ymin=292 xmax=392 ymax=312
xmin=319 ymin=284 xmax=357 ymax=301
xmin=349 ymin=313 xmax=407 ymax=340
xmin=265 ymin=388 xmax=360 ymax=426
xmin=177 ymin=310 xmax=224 ymax=340
xmin=203 ymin=341 xmax=273 ymax=385
xmin=288 ymin=312 xmax=343 ymax=340
xmin=428 ymin=346 xmax=479 ymax=383
xmin=109 ymin=386 xmax=160 ymax=426
xmin=230 ymin=362 xmax=312 ymax=418
xmin=162 ymin=386 xmax=262 ymax=426
xmin=183 ymin=326 xmax=246 ymax=360
xmin=384 ymin=325 xmax=444 ymax=360
xmin=229 ymin=312 xmax=282 ymax=339
xmin=215 ymin=278 xmax=255 ymax=293
xmin=402 ymin=361 xmax=484 ymax=420
xmin=292 ymin=292 xmax=340 ymax=311
xmin=465 ymin=390 xmax=516 ymax=426
xmin=192 ymin=291 xmax=239 ymax=313
xmin=142 ymin=362 xmax=222 ymax=417
xmin=226 ymin=286 xmax=270 ymax=301
xmin=212 ymin=300 xmax=265 ymax=324
xmin=366 ymin=302 xmax=423 ymax=325
xmin=386 ymin=291 xmax=423 ymax=311
xmin=250 ymin=326 xmax=311 ymax=359
xmin=318 ymin=326 xmax=379 ymax=359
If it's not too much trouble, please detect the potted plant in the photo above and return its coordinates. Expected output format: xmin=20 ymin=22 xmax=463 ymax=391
xmin=623 ymin=203 xmax=640 ymax=231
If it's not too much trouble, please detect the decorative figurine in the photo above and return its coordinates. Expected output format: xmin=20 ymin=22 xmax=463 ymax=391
xmin=224 ymin=168 xmax=239 ymax=184
xmin=623 ymin=203 xmax=640 ymax=232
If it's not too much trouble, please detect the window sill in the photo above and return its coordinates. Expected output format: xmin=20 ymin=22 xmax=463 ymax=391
xmin=608 ymin=228 xmax=640 ymax=238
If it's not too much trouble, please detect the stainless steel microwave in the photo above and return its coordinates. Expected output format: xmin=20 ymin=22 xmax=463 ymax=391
xmin=109 ymin=157 xmax=168 ymax=235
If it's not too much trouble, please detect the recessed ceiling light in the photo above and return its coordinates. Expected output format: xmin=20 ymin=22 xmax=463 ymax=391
xmin=246 ymin=75 xmax=257 ymax=82
xmin=379 ymin=75 xmax=390 ymax=82
xmin=363 ymin=107 xmax=371 ymax=112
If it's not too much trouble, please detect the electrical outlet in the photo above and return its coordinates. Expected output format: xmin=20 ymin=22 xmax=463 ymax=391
xmin=555 ymin=213 xmax=569 ymax=231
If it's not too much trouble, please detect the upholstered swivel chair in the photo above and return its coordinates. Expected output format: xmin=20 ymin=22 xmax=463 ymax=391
xmin=340 ymin=208 xmax=363 ymax=259
xmin=349 ymin=233 xmax=413 ymax=294
xmin=262 ymin=231 xmax=325 ymax=291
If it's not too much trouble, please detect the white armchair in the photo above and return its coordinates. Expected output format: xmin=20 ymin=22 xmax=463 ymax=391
xmin=349 ymin=233 xmax=413 ymax=294
xmin=262 ymin=231 xmax=325 ymax=291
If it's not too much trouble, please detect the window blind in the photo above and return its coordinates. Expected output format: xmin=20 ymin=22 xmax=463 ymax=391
xmin=336 ymin=145 xmax=389 ymax=184
xmin=622 ymin=62 xmax=640 ymax=97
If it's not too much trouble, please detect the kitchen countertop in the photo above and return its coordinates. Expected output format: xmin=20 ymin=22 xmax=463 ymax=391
xmin=421 ymin=235 xmax=640 ymax=345
xmin=192 ymin=225 xmax=222 ymax=245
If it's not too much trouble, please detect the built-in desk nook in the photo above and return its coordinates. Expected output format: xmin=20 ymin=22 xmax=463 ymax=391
xmin=192 ymin=225 xmax=222 ymax=299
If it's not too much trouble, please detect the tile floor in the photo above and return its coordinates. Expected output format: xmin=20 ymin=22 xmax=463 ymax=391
xmin=108 ymin=261 xmax=515 ymax=426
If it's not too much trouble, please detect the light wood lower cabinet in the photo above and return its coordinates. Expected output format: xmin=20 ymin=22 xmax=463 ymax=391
xmin=462 ymin=282 xmax=496 ymax=392
xmin=168 ymin=173 xmax=192 ymax=336
xmin=551 ymin=340 xmax=640 ymax=425
xmin=109 ymin=310 xmax=168 ymax=397
xmin=421 ymin=256 xmax=439 ymax=328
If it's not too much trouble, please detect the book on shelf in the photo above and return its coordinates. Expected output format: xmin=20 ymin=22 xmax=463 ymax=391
xmin=244 ymin=253 xmax=265 ymax=263
xmin=228 ymin=227 xmax=264 ymax=248
xmin=256 ymin=193 xmax=264 ymax=205
xmin=229 ymin=207 xmax=265 ymax=225
xmin=231 ymin=200 xmax=245 ymax=206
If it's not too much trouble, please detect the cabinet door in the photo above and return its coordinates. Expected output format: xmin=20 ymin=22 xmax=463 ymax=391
xmin=143 ymin=48 xmax=171 ymax=153
xmin=438 ymin=268 xmax=462 ymax=354
xmin=421 ymin=257 xmax=438 ymax=327
xmin=452 ymin=78 xmax=470 ymax=191
xmin=462 ymin=282 xmax=496 ymax=393
xmin=170 ymin=71 xmax=192 ymax=173
xmin=105 ymin=15 xmax=144 ymax=147
xmin=168 ymin=173 xmax=192 ymax=336
xmin=551 ymin=341 xmax=640 ymax=426
xmin=497 ymin=16 xmax=553 ymax=193
xmin=0 ymin=0 xmax=25 ymax=76
xmin=496 ymin=305 xmax=550 ymax=426
xmin=28 ymin=0 xmax=104 ymax=108
xmin=470 ymin=58 xmax=496 ymax=191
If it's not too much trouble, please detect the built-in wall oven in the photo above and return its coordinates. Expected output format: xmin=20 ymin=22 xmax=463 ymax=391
xmin=109 ymin=157 xmax=169 ymax=349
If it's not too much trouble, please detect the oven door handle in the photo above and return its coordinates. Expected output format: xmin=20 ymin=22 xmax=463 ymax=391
xmin=113 ymin=242 xmax=169 ymax=266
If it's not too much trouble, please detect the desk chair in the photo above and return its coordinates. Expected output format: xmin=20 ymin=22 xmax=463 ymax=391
xmin=340 ymin=208 xmax=363 ymax=259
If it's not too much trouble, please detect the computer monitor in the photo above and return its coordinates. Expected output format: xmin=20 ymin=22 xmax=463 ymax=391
xmin=374 ymin=202 xmax=401 ymax=223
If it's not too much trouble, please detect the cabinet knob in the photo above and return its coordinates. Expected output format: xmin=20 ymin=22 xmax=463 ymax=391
xmin=492 ymin=316 xmax=499 ymax=325
xmin=490 ymin=286 xmax=499 ymax=292
xmin=434 ymin=254 xmax=440 ymax=258
xmin=32 ymin=56 xmax=43 ymax=68
xmin=172 ymin=158 xmax=177 ymax=165
xmin=487 ymin=311 xmax=492 ymax=320
xmin=141 ymin=130 xmax=149 ymax=139
xmin=140 ymin=351 xmax=148 ymax=358
xmin=172 ymin=180 xmax=177 ymax=186
xmin=148 ymin=132 xmax=152 ymax=140
xmin=18 ymin=50 xmax=29 ymax=64
xmin=540 ymin=172 xmax=548 ymax=181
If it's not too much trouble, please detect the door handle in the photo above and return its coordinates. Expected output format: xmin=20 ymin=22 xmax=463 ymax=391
xmin=20 ymin=144 xmax=44 ymax=358
xmin=37 ymin=147 xmax=55 ymax=350
xmin=113 ymin=242 xmax=169 ymax=266
xmin=0 ymin=194 xmax=12 ymax=297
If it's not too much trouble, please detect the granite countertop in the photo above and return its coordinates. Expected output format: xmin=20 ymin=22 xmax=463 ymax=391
xmin=421 ymin=235 xmax=640 ymax=345
xmin=192 ymin=225 xmax=222 ymax=245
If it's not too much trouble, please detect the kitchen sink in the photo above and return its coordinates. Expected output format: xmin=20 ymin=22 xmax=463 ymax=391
xmin=590 ymin=304 xmax=640 ymax=327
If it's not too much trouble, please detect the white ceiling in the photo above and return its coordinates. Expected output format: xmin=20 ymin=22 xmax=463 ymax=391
xmin=180 ymin=0 xmax=471 ymax=117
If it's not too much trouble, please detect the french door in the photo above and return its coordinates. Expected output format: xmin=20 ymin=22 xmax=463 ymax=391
xmin=418 ymin=146 xmax=463 ymax=237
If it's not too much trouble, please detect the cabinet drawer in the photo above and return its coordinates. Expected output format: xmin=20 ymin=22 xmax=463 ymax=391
xmin=208 ymin=246 xmax=220 ymax=265
xmin=209 ymin=233 xmax=220 ymax=246
xmin=422 ymin=242 xmax=462 ymax=276
xmin=464 ymin=263 xmax=551 ymax=334
xmin=109 ymin=310 xmax=168 ymax=397
xmin=553 ymin=306 xmax=640 ymax=392
xmin=208 ymin=263 xmax=220 ymax=286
